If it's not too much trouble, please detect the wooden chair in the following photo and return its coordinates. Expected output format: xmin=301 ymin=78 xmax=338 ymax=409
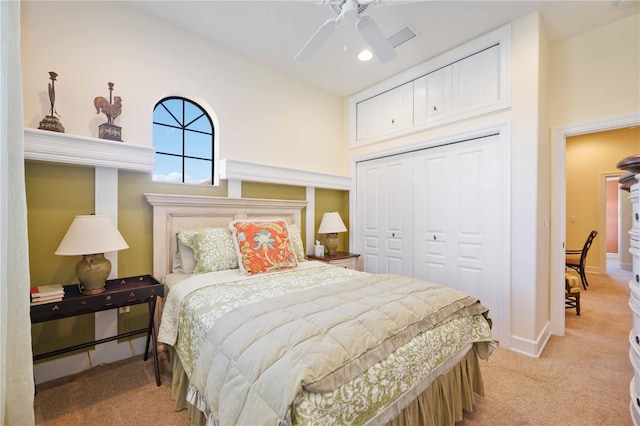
xmin=565 ymin=230 xmax=598 ymax=290
xmin=565 ymin=274 xmax=581 ymax=315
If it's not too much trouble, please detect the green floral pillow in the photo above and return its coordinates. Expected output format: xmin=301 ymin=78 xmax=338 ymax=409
xmin=289 ymin=224 xmax=306 ymax=262
xmin=179 ymin=228 xmax=238 ymax=274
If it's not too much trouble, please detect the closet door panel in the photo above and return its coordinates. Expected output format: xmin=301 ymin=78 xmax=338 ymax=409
xmin=386 ymin=257 xmax=404 ymax=275
xmin=356 ymin=96 xmax=383 ymax=140
xmin=356 ymin=156 xmax=413 ymax=276
xmin=386 ymin=162 xmax=406 ymax=238
xmin=414 ymin=67 xmax=452 ymax=126
xmin=458 ymin=266 xmax=481 ymax=297
xmin=383 ymin=82 xmax=414 ymax=133
xmin=452 ymin=45 xmax=500 ymax=114
xmin=414 ymin=154 xmax=450 ymax=283
xmin=454 ymin=148 xmax=485 ymax=276
xmin=451 ymin=137 xmax=502 ymax=332
xmin=384 ymin=162 xmax=410 ymax=275
xmin=360 ymin=166 xmax=382 ymax=272
xmin=364 ymin=253 xmax=380 ymax=274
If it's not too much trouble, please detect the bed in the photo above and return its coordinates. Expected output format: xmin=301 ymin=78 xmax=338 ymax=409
xmin=145 ymin=193 xmax=494 ymax=426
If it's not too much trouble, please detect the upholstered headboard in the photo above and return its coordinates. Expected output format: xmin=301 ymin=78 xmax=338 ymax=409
xmin=144 ymin=193 xmax=307 ymax=281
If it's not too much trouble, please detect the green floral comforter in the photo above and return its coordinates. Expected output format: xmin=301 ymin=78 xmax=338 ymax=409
xmin=160 ymin=262 xmax=493 ymax=425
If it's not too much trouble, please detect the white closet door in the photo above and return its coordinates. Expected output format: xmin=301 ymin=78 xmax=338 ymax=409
xmin=356 ymin=155 xmax=413 ymax=276
xmin=413 ymin=150 xmax=450 ymax=283
xmin=413 ymin=134 xmax=503 ymax=339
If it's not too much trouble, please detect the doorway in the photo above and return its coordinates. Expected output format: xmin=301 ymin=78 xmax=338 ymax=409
xmin=551 ymin=113 xmax=640 ymax=336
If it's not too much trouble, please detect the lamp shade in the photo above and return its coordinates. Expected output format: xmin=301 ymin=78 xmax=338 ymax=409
xmin=55 ymin=215 xmax=129 ymax=256
xmin=318 ymin=212 xmax=347 ymax=234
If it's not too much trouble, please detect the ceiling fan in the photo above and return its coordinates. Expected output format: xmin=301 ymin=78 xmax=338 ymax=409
xmin=294 ymin=0 xmax=397 ymax=63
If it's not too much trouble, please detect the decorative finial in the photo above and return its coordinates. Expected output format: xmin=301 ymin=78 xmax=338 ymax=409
xmin=38 ymin=71 xmax=64 ymax=133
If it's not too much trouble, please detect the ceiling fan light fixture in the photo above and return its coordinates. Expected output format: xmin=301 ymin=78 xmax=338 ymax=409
xmin=358 ymin=49 xmax=373 ymax=61
xmin=294 ymin=0 xmax=396 ymax=63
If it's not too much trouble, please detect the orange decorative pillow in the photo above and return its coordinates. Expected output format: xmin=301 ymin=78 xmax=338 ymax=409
xmin=229 ymin=219 xmax=298 ymax=275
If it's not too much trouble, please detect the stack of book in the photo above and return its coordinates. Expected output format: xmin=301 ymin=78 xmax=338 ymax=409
xmin=30 ymin=284 xmax=65 ymax=305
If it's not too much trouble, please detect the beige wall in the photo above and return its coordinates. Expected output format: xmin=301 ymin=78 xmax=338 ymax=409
xmin=565 ymin=127 xmax=640 ymax=271
xmin=21 ymin=1 xmax=348 ymax=176
xmin=536 ymin=16 xmax=551 ymax=336
xmin=550 ymin=13 xmax=640 ymax=128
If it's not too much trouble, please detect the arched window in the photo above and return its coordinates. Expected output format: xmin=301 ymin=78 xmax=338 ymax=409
xmin=152 ymin=97 xmax=214 ymax=184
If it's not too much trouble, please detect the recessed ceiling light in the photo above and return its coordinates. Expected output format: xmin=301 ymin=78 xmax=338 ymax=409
xmin=358 ymin=50 xmax=373 ymax=61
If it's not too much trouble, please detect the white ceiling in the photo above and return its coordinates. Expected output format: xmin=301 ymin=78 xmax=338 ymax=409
xmin=128 ymin=0 xmax=639 ymax=97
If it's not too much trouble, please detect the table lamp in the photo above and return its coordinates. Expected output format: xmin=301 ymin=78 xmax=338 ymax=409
xmin=55 ymin=215 xmax=129 ymax=294
xmin=318 ymin=212 xmax=347 ymax=256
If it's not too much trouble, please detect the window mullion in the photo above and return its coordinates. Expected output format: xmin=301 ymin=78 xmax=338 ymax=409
xmin=182 ymin=100 xmax=186 ymax=183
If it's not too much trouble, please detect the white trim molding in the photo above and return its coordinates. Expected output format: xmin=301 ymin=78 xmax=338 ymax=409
xmin=510 ymin=321 xmax=551 ymax=358
xmin=220 ymin=158 xmax=352 ymax=190
xmin=24 ymin=128 xmax=155 ymax=172
xmin=550 ymin=111 xmax=640 ymax=337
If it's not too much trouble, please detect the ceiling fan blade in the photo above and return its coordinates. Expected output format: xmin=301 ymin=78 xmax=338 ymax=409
xmin=294 ymin=18 xmax=338 ymax=62
xmin=357 ymin=15 xmax=397 ymax=63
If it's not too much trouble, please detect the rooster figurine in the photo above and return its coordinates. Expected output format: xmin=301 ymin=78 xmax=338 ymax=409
xmin=94 ymin=82 xmax=122 ymax=125
xmin=94 ymin=82 xmax=123 ymax=141
xmin=94 ymin=96 xmax=122 ymax=125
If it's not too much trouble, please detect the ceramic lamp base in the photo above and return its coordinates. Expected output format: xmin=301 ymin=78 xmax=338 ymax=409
xmin=325 ymin=232 xmax=339 ymax=255
xmin=76 ymin=253 xmax=111 ymax=295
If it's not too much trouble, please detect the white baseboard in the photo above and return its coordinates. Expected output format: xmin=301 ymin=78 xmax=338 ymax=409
xmin=509 ymin=321 xmax=551 ymax=358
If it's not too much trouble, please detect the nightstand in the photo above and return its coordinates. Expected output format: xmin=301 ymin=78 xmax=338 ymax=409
xmin=30 ymin=275 xmax=164 ymax=386
xmin=307 ymin=251 xmax=361 ymax=270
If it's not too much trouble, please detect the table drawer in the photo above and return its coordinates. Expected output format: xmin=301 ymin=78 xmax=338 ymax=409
xmin=329 ymin=258 xmax=357 ymax=269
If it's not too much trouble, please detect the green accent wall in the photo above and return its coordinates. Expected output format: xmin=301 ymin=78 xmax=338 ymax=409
xmin=315 ymin=188 xmax=350 ymax=252
xmin=241 ymin=182 xmax=350 ymax=252
xmin=242 ymin=182 xmax=308 ymax=244
xmin=26 ymin=163 xmax=349 ymax=359
xmin=26 ymin=161 xmax=96 ymax=359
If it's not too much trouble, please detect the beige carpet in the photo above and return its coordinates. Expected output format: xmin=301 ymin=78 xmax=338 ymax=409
xmin=461 ymin=263 xmax=634 ymax=426
xmin=34 ymin=265 xmax=634 ymax=426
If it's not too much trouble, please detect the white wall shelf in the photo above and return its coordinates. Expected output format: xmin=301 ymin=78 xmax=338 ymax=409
xmin=24 ymin=128 xmax=155 ymax=172
xmin=220 ymin=158 xmax=352 ymax=190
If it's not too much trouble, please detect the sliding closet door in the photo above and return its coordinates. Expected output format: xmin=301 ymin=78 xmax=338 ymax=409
xmin=413 ymin=134 xmax=503 ymax=338
xmin=356 ymin=154 xmax=413 ymax=276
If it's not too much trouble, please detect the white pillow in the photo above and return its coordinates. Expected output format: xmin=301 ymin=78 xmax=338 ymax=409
xmin=172 ymin=232 xmax=197 ymax=274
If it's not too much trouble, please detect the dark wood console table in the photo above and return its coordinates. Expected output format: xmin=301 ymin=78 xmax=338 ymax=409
xmin=30 ymin=275 xmax=164 ymax=386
